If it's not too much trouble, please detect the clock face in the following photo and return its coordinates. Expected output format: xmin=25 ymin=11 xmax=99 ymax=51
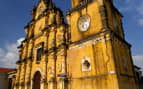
xmin=78 ymin=15 xmax=90 ymax=32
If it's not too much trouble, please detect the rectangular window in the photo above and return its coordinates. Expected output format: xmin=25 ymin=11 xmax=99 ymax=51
xmin=36 ymin=48 xmax=43 ymax=62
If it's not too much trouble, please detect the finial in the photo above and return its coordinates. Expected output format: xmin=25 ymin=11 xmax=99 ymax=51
xmin=48 ymin=0 xmax=53 ymax=9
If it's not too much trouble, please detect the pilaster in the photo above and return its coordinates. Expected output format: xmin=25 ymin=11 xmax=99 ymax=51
xmin=47 ymin=26 xmax=57 ymax=89
xmin=56 ymin=25 xmax=67 ymax=89
xmin=56 ymin=48 xmax=67 ymax=89
xmin=48 ymin=52 xmax=57 ymax=89
xmin=41 ymin=31 xmax=49 ymax=89
xmin=66 ymin=10 xmax=71 ymax=44
xmin=19 ymin=62 xmax=26 ymax=89
xmin=24 ymin=59 xmax=32 ymax=89
xmin=14 ymin=63 xmax=22 ymax=89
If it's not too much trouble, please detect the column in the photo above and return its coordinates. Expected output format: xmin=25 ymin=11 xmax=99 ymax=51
xmin=14 ymin=63 xmax=21 ymax=89
xmin=56 ymin=48 xmax=67 ymax=89
xmin=48 ymin=27 xmax=57 ymax=89
xmin=56 ymin=26 xmax=67 ymax=89
xmin=25 ymin=59 xmax=32 ymax=89
xmin=41 ymin=55 xmax=48 ymax=89
xmin=41 ymin=31 xmax=49 ymax=89
xmin=19 ymin=63 xmax=26 ymax=89
xmin=25 ymin=39 xmax=33 ymax=89
xmin=48 ymin=52 xmax=56 ymax=89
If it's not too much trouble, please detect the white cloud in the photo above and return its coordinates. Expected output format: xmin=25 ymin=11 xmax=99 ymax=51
xmin=133 ymin=55 xmax=143 ymax=72
xmin=17 ymin=38 xmax=24 ymax=45
xmin=0 ymin=37 xmax=24 ymax=68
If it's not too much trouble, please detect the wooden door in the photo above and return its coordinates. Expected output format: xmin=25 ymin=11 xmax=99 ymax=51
xmin=33 ymin=71 xmax=41 ymax=89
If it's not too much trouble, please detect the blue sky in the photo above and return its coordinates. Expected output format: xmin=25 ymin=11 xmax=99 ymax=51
xmin=0 ymin=0 xmax=143 ymax=71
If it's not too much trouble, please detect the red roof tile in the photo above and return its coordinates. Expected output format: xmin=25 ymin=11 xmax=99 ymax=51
xmin=0 ymin=68 xmax=14 ymax=73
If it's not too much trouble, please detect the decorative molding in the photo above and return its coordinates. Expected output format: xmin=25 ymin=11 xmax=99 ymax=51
xmin=68 ymin=0 xmax=93 ymax=13
xmin=69 ymin=30 xmax=131 ymax=50
xmin=69 ymin=35 xmax=105 ymax=50
xmin=48 ymin=77 xmax=56 ymax=82
xmin=44 ymin=43 xmax=67 ymax=54
xmin=120 ymin=73 xmax=135 ymax=78
xmin=35 ymin=42 xmax=44 ymax=49
xmin=70 ymin=74 xmax=108 ymax=80
xmin=99 ymin=5 xmax=109 ymax=30
xmin=32 ymin=68 xmax=43 ymax=80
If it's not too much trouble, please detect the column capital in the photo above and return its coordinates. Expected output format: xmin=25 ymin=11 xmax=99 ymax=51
xmin=48 ymin=77 xmax=56 ymax=82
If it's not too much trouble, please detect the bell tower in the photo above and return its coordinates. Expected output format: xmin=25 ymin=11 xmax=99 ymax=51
xmin=66 ymin=0 xmax=125 ymax=43
xmin=66 ymin=0 xmax=138 ymax=89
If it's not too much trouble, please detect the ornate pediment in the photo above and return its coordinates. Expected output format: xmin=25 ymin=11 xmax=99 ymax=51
xmin=33 ymin=0 xmax=55 ymax=19
xmin=35 ymin=0 xmax=47 ymax=19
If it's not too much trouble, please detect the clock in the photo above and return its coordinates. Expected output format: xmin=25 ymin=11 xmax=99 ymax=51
xmin=78 ymin=15 xmax=90 ymax=32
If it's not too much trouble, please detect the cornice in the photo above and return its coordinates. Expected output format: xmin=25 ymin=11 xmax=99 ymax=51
xmin=24 ymin=23 xmax=67 ymax=42
xmin=69 ymin=30 xmax=131 ymax=50
xmin=16 ymin=56 xmax=33 ymax=64
xmin=44 ymin=43 xmax=67 ymax=54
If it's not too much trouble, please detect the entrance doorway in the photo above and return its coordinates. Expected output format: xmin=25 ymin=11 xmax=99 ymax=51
xmin=33 ymin=71 xmax=41 ymax=89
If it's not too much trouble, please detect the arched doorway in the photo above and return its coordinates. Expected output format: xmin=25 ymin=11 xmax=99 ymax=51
xmin=32 ymin=71 xmax=41 ymax=89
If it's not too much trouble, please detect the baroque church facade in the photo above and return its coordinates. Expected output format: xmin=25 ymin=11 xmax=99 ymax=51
xmin=14 ymin=0 xmax=139 ymax=89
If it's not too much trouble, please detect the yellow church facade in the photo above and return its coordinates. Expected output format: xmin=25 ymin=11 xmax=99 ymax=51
xmin=14 ymin=0 xmax=139 ymax=89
